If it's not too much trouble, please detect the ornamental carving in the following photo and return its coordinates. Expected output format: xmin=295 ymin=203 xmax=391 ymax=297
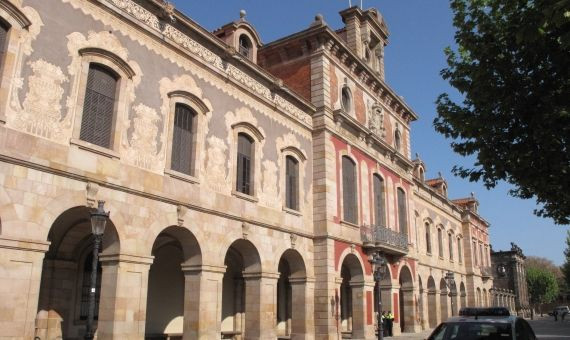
xmin=205 ymin=136 xmax=229 ymax=193
xmin=125 ymin=103 xmax=162 ymax=171
xmin=259 ymin=160 xmax=279 ymax=208
xmin=368 ymin=102 xmax=385 ymax=138
xmin=8 ymin=60 xmax=70 ymax=142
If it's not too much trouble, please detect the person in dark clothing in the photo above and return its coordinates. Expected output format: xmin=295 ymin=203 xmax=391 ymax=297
xmin=554 ymin=309 xmax=559 ymax=321
xmin=386 ymin=310 xmax=394 ymax=336
xmin=382 ymin=311 xmax=388 ymax=336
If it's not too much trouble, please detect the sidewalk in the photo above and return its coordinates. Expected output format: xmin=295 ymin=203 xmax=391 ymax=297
xmin=529 ymin=315 xmax=570 ymax=339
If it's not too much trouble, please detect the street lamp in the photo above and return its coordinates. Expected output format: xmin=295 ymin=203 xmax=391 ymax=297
xmin=445 ymin=272 xmax=455 ymax=315
xmin=369 ymin=252 xmax=387 ymax=340
xmin=85 ymin=201 xmax=110 ymax=340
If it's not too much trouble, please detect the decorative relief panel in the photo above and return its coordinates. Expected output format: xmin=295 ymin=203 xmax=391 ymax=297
xmin=8 ymin=59 xmax=69 ymax=142
xmin=259 ymin=160 xmax=279 ymax=208
xmin=204 ymin=136 xmax=229 ymax=193
xmin=368 ymin=102 xmax=385 ymax=138
xmin=124 ymin=103 xmax=162 ymax=171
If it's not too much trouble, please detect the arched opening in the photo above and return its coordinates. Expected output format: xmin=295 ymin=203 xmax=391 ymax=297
xmin=460 ymin=282 xmax=467 ymax=309
xmin=394 ymin=130 xmax=401 ymax=151
xmin=373 ymin=262 xmax=392 ymax=323
xmin=221 ymin=239 xmax=262 ymax=338
xmin=439 ymin=278 xmax=449 ymax=322
xmin=238 ymin=34 xmax=252 ymax=59
xmin=339 ymin=254 xmax=365 ymax=338
xmin=476 ymin=288 xmax=482 ymax=307
xmin=341 ymin=86 xmax=352 ymax=112
xmin=36 ymin=206 xmax=120 ymax=339
xmin=276 ymin=249 xmax=307 ymax=338
xmin=398 ymin=266 xmax=414 ymax=333
xmin=482 ymin=288 xmax=488 ymax=307
xmin=427 ymin=277 xmax=437 ymax=328
xmin=145 ymin=226 xmax=202 ymax=338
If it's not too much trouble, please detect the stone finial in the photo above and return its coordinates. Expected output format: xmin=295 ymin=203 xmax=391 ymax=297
xmin=471 ymin=192 xmax=475 ymax=197
xmin=240 ymin=9 xmax=247 ymax=19
xmin=311 ymin=13 xmax=326 ymax=27
xmin=438 ymin=171 xmax=443 ymax=178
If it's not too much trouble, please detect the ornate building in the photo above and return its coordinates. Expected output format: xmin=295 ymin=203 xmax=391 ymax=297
xmin=0 ymin=0 xmax=495 ymax=339
xmin=491 ymin=243 xmax=531 ymax=317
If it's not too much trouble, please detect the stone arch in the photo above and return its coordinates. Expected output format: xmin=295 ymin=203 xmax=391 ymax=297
xmin=460 ymin=282 xmax=467 ymax=309
xmin=439 ymin=278 xmax=450 ymax=322
xmin=276 ymin=249 xmax=308 ymax=338
xmin=427 ymin=276 xmax=437 ymax=328
xmin=339 ymin=253 xmax=366 ymax=337
xmin=145 ymin=226 xmax=202 ymax=337
xmin=221 ymin=239 xmax=263 ymax=337
xmin=36 ymin=205 xmax=121 ymax=339
xmin=476 ymin=287 xmax=482 ymax=307
xmin=398 ymin=265 xmax=414 ymax=332
xmin=482 ymin=288 xmax=488 ymax=307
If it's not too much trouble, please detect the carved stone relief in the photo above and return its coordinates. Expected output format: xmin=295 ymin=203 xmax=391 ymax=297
xmin=204 ymin=136 xmax=229 ymax=193
xmin=368 ymin=102 xmax=385 ymax=138
xmin=125 ymin=103 xmax=162 ymax=171
xmin=259 ymin=160 xmax=279 ymax=208
xmin=9 ymin=59 xmax=70 ymax=142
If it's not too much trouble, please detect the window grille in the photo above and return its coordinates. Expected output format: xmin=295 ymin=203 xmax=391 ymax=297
xmin=285 ymin=156 xmax=299 ymax=210
xmin=236 ymin=133 xmax=253 ymax=195
xmin=342 ymin=156 xmax=357 ymax=224
xmin=80 ymin=64 xmax=118 ymax=148
xmin=171 ymin=104 xmax=195 ymax=175
xmin=373 ymin=175 xmax=385 ymax=226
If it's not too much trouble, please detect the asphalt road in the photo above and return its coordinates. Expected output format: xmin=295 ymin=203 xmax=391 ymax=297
xmin=529 ymin=316 xmax=570 ymax=340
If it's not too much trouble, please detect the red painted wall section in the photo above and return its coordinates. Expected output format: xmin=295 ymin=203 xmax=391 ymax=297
xmin=393 ymin=292 xmax=399 ymax=323
xmin=334 ymin=240 xmax=372 ymax=275
xmin=366 ymin=291 xmax=373 ymax=325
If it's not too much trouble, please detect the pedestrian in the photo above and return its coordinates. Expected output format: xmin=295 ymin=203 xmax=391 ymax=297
xmin=386 ymin=310 xmax=394 ymax=336
xmin=554 ymin=309 xmax=558 ymax=322
xmin=563 ymin=311 xmax=567 ymax=321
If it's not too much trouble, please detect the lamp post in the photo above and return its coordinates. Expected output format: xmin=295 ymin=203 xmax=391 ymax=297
xmin=85 ymin=201 xmax=110 ymax=340
xmin=369 ymin=252 xmax=387 ymax=340
xmin=445 ymin=272 xmax=455 ymax=315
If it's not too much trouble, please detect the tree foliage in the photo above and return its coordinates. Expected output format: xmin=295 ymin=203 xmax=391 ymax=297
xmin=526 ymin=266 xmax=559 ymax=305
xmin=563 ymin=230 xmax=570 ymax=288
xmin=435 ymin=0 xmax=570 ymax=224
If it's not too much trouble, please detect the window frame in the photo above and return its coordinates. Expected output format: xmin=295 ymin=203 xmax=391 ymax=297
xmin=438 ymin=227 xmax=444 ymax=258
xmin=340 ymin=155 xmax=358 ymax=225
xmin=281 ymin=146 xmax=306 ymax=215
xmin=341 ymin=85 xmax=352 ymax=113
xmin=69 ymin=49 xmax=136 ymax=158
xmin=394 ymin=129 xmax=402 ymax=152
xmin=164 ymin=90 xmax=210 ymax=184
xmin=448 ymin=232 xmax=454 ymax=262
xmin=396 ymin=187 xmax=408 ymax=235
xmin=230 ymin=122 xmax=264 ymax=202
xmin=425 ymin=222 xmax=432 ymax=255
xmin=457 ymin=236 xmax=463 ymax=264
xmin=372 ymin=173 xmax=386 ymax=227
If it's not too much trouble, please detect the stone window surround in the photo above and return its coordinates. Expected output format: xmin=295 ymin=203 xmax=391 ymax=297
xmin=68 ymin=48 xmax=137 ymax=159
xmin=230 ymin=122 xmax=264 ymax=202
xmin=0 ymin=1 xmax=31 ymax=124
xmin=370 ymin=172 xmax=387 ymax=227
xmin=163 ymin=90 xmax=210 ymax=184
xmin=395 ymin=184 xmax=409 ymax=236
xmin=233 ymin=28 xmax=258 ymax=63
xmin=340 ymin=83 xmax=353 ymax=114
xmin=280 ymin=146 xmax=306 ymax=215
xmin=457 ymin=235 xmax=463 ymax=264
xmin=424 ymin=220 xmax=433 ymax=255
xmin=448 ymin=230 xmax=454 ymax=262
xmin=437 ymin=225 xmax=444 ymax=259
xmin=338 ymin=150 xmax=360 ymax=226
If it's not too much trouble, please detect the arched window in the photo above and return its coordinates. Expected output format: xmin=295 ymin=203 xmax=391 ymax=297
xmin=425 ymin=222 xmax=432 ymax=254
xmin=0 ymin=18 xmax=10 ymax=66
xmin=239 ymin=34 xmax=251 ymax=59
xmin=458 ymin=238 xmax=463 ymax=263
xmin=236 ymin=133 xmax=254 ymax=195
xmin=342 ymin=156 xmax=357 ymax=224
xmin=171 ymin=103 xmax=196 ymax=176
xmin=285 ymin=155 xmax=299 ymax=210
xmin=80 ymin=64 xmax=118 ymax=148
xmin=341 ymin=86 xmax=352 ymax=112
xmin=394 ymin=129 xmax=402 ymax=152
xmin=373 ymin=174 xmax=385 ymax=226
xmin=397 ymin=188 xmax=407 ymax=234
xmin=438 ymin=228 xmax=444 ymax=258
xmin=449 ymin=233 xmax=454 ymax=261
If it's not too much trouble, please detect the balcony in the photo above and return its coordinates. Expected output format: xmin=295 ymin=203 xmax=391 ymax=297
xmin=361 ymin=224 xmax=409 ymax=256
xmin=481 ymin=266 xmax=493 ymax=280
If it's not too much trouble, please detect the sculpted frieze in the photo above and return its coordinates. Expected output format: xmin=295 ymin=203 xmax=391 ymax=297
xmin=204 ymin=136 xmax=229 ymax=193
xmin=125 ymin=103 xmax=163 ymax=171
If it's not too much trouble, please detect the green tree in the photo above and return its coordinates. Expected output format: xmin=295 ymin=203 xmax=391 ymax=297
xmin=435 ymin=0 xmax=570 ymax=224
xmin=563 ymin=230 xmax=570 ymax=288
xmin=526 ymin=266 xmax=559 ymax=314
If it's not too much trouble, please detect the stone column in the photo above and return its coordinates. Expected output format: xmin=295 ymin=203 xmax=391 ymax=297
xmin=350 ymin=281 xmax=366 ymax=339
xmin=401 ymin=286 xmax=421 ymax=333
xmin=420 ymin=288 xmax=429 ymax=330
xmin=0 ymin=237 xmax=49 ymax=339
xmin=97 ymin=253 xmax=153 ymax=340
xmin=243 ymin=272 xmax=279 ymax=339
xmin=289 ymin=277 xmax=315 ymax=340
xmin=181 ymin=264 xmax=225 ymax=340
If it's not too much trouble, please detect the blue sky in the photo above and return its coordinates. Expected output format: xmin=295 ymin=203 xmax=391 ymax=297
xmin=171 ymin=0 xmax=569 ymax=265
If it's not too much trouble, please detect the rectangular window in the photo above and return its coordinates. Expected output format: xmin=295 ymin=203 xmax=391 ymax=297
xmin=397 ymin=188 xmax=407 ymax=234
xmin=342 ymin=156 xmax=357 ymax=224
xmin=236 ymin=133 xmax=253 ymax=195
xmin=473 ymin=240 xmax=478 ymax=266
xmin=426 ymin=224 xmax=432 ymax=254
xmin=80 ymin=64 xmax=118 ymax=148
xmin=171 ymin=104 xmax=195 ymax=175
xmin=285 ymin=156 xmax=299 ymax=210
xmin=458 ymin=239 xmax=463 ymax=263
xmin=373 ymin=175 xmax=385 ymax=226
xmin=449 ymin=235 xmax=454 ymax=261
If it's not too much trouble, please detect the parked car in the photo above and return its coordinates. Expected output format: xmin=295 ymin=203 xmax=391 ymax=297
xmin=550 ymin=306 xmax=570 ymax=317
xmin=427 ymin=307 xmax=536 ymax=340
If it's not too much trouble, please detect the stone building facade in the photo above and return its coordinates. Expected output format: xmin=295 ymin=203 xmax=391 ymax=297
xmin=0 ymin=0 xmax=494 ymax=339
xmin=491 ymin=243 xmax=531 ymax=317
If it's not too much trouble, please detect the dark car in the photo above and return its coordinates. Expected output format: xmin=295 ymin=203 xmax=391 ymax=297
xmin=427 ymin=307 xmax=536 ymax=340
